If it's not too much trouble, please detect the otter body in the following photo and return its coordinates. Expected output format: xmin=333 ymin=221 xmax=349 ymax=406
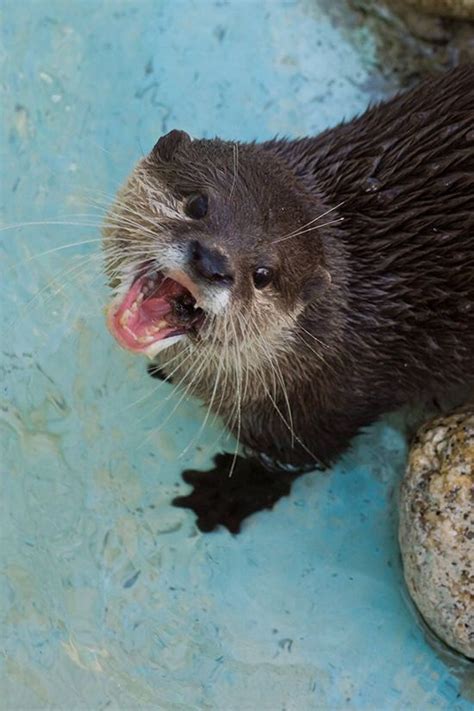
xmin=105 ymin=65 xmax=474 ymax=469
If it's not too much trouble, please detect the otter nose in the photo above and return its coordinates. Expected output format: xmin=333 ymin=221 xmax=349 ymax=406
xmin=189 ymin=240 xmax=233 ymax=285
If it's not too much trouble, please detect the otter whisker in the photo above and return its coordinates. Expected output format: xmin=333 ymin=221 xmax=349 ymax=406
xmin=272 ymin=200 xmax=346 ymax=244
xmin=8 ymin=251 xmax=109 ymax=328
xmin=223 ymin=317 xmax=246 ymax=477
xmin=118 ymin=348 xmax=195 ymax=414
xmin=260 ymin=377 xmax=319 ymax=465
xmin=223 ymin=318 xmax=243 ymax=436
xmin=237 ymin=313 xmax=253 ymax=406
xmin=297 ymin=325 xmax=334 ymax=364
xmin=103 ymin=205 xmax=161 ymax=230
xmin=229 ymin=142 xmax=239 ymax=199
xmin=7 ymin=237 xmax=108 ymax=272
xmin=0 ymin=220 xmax=102 ymax=234
xmin=263 ymin=344 xmax=296 ymax=449
xmin=247 ymin=314 xmax=298 ymax=450
xmin=104 ymin=216 xmax=163 ymax=241
xmin=273 ymin=217 xmax=345 ymax=244
xmin=207 ymin=316 xmax=234 ymax=432
xmin=177 ymin=321 xmax=224 ymax=458
xmin=135 ymin=311 xmax=218 ymax=433
xmin=138 ymin=342 xmax=210 ymax=441
xmin=9 ymin=222 xmax=161 ymax=274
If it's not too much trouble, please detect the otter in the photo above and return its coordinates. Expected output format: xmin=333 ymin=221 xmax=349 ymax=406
xmin=104 ymin=65 xmax=474 ymax=510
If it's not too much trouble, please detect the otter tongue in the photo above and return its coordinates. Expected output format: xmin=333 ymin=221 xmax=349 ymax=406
xmin=107 ymin=274 xmax=187 ymax=354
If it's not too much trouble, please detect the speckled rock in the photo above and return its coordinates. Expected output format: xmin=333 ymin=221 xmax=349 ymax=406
xmin=402 ymin=0 xmax=474 ymax=19
xmin=399 ymin=409 xmax=474 ymax=658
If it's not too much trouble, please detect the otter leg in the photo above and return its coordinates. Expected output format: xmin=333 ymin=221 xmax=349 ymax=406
xmin=172 ymin=453 xmax=303 ymax=534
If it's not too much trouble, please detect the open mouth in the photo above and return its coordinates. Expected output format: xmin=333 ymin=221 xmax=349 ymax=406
xmin=107 ymin=268 xmax=204 ymax=356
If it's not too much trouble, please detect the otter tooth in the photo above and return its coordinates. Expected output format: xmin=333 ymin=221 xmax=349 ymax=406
xmin=119 ymin=308 xmax=132 ymax=326
xmin=147 ymin=320 xmax=168 ymax=334
xmin=137 ymin=334 xmax=154 ymax=344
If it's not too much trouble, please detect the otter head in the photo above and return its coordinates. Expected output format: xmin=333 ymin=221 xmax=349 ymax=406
xmin=103 ymin=130 xmax=334 ymax=382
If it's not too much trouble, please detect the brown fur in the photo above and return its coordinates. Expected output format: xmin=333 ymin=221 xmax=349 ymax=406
xmin=104 ymin=64 xmax=474 ymax=469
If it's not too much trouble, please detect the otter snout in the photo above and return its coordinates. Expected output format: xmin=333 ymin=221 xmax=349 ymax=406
xmin=189 ymin=240 xmax=234 ymax=286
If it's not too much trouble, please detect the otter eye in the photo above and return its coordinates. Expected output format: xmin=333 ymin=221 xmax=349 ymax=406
xmin=185 ymin=193 xmax=208 ymax=219
xmin=253 ymin=266 xmax=273 ymax=289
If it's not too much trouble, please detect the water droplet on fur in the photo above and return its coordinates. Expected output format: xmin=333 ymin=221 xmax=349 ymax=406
xmin=427 ymin=163 xmax=440 ymax=176
xmin=457 ymin=300 xmax=472 ymax=314
xmin=416 ymin=111 xmax=429 ymax=122
xmin=364 ymin=177 xmax=382 ymax=193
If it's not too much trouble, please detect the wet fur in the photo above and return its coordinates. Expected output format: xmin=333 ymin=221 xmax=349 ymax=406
xmin=105 ymin=65 xmax=474 ymax=468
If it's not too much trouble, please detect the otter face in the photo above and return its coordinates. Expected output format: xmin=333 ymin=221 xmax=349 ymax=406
xmin=103 ymin=130 xmax=331 ymax=370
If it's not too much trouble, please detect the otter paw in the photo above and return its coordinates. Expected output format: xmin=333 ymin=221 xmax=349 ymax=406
xmin=172 ymin=453 xmax=302 ymax=534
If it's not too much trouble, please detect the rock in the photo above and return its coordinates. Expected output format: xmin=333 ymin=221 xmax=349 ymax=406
xmin=401 ymin=0 xmax=474 ymax=20
xmin=399 ymin=408 xmax=474 ymax=658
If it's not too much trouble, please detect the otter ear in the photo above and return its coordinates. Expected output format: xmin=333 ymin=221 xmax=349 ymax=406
xmin=152 ymin=130 xmax=191 ymax=162
xmin=301 ymin=266 xmax=332 ymax=302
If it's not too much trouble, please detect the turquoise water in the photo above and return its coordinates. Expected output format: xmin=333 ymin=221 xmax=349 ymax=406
xmin=1 ymin=1 xmax=472 ymax=708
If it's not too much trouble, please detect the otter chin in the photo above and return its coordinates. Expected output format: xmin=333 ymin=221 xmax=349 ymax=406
xmin=103 ymin=65 xmax=474 ymax=470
